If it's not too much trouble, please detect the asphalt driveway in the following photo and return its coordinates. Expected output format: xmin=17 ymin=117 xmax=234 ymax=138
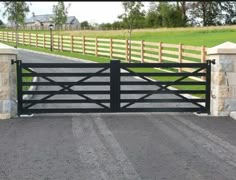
xmin=0 ymin=50 xmax=235 ymax=180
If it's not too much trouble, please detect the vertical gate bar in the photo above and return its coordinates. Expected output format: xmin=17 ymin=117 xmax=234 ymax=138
xmin=205 ymin=60 xmax=211 ymax=114
xmin=16 ymin=60 xmax=23 ymax=115
xmin=110 ymin=60 xmax=120 ymax=112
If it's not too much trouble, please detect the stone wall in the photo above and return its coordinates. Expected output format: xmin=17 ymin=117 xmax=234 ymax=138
xmin=0 ymin=43 xmax=17 ymax=119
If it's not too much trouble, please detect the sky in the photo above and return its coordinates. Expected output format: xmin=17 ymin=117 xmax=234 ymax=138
xmin=0 ymin=1 xmax=150 ymax=24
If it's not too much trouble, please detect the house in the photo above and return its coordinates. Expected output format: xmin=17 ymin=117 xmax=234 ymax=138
xmin=24 ymin=13 xmax=80 ymax=30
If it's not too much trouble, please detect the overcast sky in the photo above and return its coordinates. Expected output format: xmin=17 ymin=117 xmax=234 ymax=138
xmin=0 ymin=1 xmax=150 ymax=24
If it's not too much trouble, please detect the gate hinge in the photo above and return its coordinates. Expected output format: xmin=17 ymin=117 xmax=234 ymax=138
xmin=206 ymin=59 xmax=216 ymax=65
xmin=11 ymin=59 xmax=19 ymax=65
xmin=211 ymin=59 xmax=216 ymax=64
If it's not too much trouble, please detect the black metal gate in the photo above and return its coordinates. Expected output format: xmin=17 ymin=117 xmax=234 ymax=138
xmin=15 ymin=60 xmax=213 ymax=115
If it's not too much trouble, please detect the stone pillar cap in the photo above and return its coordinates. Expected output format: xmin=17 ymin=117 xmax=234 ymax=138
xmin=207 ymin=41 xmax=236 ymax=55
xmin=0 ymin=43 xmax=17 ymax=55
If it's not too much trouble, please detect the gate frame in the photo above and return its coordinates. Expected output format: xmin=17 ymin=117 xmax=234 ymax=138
xmin=15 ymin=59 xmax=214 ymax=115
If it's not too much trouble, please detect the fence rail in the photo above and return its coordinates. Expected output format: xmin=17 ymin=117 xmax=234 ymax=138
xmin=0 ymin=31 xmax=207 ymax=74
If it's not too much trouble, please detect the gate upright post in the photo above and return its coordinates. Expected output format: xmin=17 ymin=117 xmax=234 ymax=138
xmin=110 ymin=60 xmax=120 ymax=112
xmin=16 ymin=60 xmax=23 ymax=115
xmin=206 ymin=60 xmax=212 ymax=114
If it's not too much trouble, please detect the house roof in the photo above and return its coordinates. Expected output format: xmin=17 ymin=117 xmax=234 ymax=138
xmin=25 ymin=14 xmax=77 ymax=24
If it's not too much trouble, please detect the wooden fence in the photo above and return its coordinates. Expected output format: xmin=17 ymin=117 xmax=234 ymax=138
xmin=0 ymin=31 xmax=208 ymax=74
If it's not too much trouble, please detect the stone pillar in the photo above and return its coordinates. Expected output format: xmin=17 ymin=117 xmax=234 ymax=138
xmin=207 ymin=41 xmax=236 ymax=116
xmin=0 ymin=43 xmax=17 ymax=119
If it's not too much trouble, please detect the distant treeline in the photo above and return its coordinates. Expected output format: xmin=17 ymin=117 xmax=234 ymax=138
xmin=81 ymin=1 xmax=236 ymax=30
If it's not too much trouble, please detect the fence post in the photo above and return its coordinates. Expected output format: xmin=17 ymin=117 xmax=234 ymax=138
xmin=141 ymin=40 xmax=144 ymax=63
xmin=61 ymin=35 xmax=63 ymax=51
xmin=23 ymin=32 xmax=25 ymax=45
xmin=57 ymin=35 xmax=59 ymax=51
xmin=29 ymin=32 xmax=31 ymax=47
xmin=110 ymin=38 xmax=113 ymax=58
xmin=201 ymin=46 xmax=206 ymax=80
xmin=52 ymin=34 xmax=54 ymax=50
xmin=82 ymin=36 xmax=85 ymax=54
xmin=125 ymin=39 xmax=128 ymax=62
xmin=178 ymin=43 xmax=182 ymax=72
xmin=3 ymin=31 xmax=4 ymax=42
xmin=7 ymin=31 xmax=9 ymax=43
xmin=12 ymin=31 xmax=13 ymax=42
xmin=36 ymin=33 xmax=38 ymax=47
xmin=159 ymin=42 xmax=163 ymax=63
xmin=110 ymin=60 xmax=120 ymax=112
xmin=43 ymin=33 xmax=46 ymax=48
xmin=95 ymin=37 xmax=98 ymax=56
xmin=71 ymin=35 xmax=74 ymax=52
xmin=201 ymin=46 xmax=206 ymax=63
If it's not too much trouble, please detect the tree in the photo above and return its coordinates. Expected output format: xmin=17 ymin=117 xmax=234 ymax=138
xmin=100 ymin=23 xmax=112 ymax=30
xmin=2 ymin=1 xmax=30 ymax=48
xmin=218 ymin=1 xmax=236 ymax=25
xmin=0 ymin=19 xmax=3 ymax=26
xmin=80 ymin=21 xmax=90 ymax=30
xmin=53 ymin=1 xmax=70 ymax=51
xmin=188 ymin=2 xmax=221 ymax=26
xmin=177 ymin=1 xmax=190 ymax=26
xmin=145 ymin=2 xmax=160 ymax=28
xmin=112 ymin=21 xmax=125 ymax=30
xmin=118 ymin=1 xmax=145 ymax=63
xmin=53 ymin=1 xmax=70 ymax=30
xmin=145 ymin=2 xmax=187 ymax=28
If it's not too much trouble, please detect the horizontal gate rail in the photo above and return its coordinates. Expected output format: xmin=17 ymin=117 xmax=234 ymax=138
xmin=120 ymin=99 xmax=206 ymax=103
xmin=120 ymin=63 xmax=207 ymax=68
xmin=120 ymin=81 xmax=206 ymax=85
xmin=120 ymin=72 xmax=206 ymax=77
xmin=119 ymin=90 xmax=206 ymax=94
xmin=22 ymin=82 xmax=110 ymax=86
xmin=21 ymin=63 xmax=110 ymax=68
xmin=22 ymin=108 xmax=111 ymax=114
xmin=22 ymin=72 xmax=111 ymax=77
xmin=22 ymin=90 xmax=110 ymax=94
xmin=120 ymin=108 xmax=205 ymax=113
xmin=22 ymin=81 xmax=205 ymax=86
xmin=23 ymin=99 xmax=111 ymax=103
xmin=22 ymin=72 xmax=206 ymax=77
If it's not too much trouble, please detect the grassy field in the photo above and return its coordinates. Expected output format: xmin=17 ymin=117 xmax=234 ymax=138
xmin=2 ymin=25 xmax=236 ymax=47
